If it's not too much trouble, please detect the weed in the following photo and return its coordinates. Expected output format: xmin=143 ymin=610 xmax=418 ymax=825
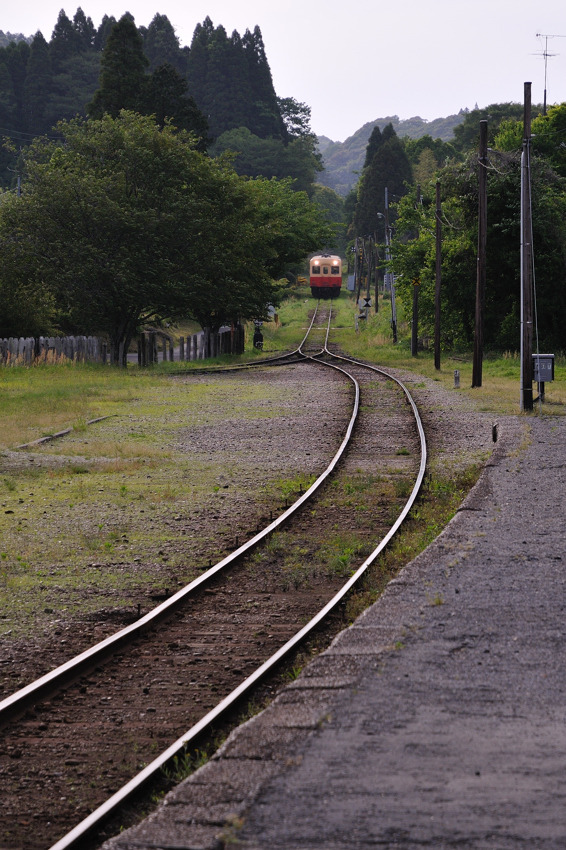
xmin=284 ymin=665 xmax=303 ymax=681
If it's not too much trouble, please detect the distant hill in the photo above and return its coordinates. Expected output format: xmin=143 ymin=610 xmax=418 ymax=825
xmin=317 ymin=112 xmax=466 ymax=196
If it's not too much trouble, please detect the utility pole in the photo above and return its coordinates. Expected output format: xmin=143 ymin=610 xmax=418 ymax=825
xmin=411 ymin=184 xmax=421 ymax=357
xmin=384 ymin=188 xmax=396 ymax=342
xmin=354 ymin=237 xmax=364 ymax=304
xmin=521 ymin=82 xmax=534 ymax=412
xmin=472 ymin=120 xmax=488 ymax=387
xmin=434 ymin=180 xmax=441 ymax=370
xmin=366 ymin=236 xmax=373 ymax=319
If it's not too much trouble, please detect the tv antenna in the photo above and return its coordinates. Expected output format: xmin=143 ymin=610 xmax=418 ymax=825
xmin=535 ymin=33 xmax=566 ymax=114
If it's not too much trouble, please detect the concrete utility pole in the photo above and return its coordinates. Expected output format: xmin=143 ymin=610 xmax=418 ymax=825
xmin=521 ymin=82 xmax=534 ymax=412
xmin=434 ymin=180 xmax=441 ymax=370
xmin=472 ymin=120 xmax=488 ymax=387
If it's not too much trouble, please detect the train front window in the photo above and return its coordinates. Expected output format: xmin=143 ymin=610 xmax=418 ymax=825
xmin=323 ymin=266 xmax=329 ymax=274
xmin=311 ymin=266 xmax=320 ymax=274
xmin=331 ymin=266 xmax=340 ymax=275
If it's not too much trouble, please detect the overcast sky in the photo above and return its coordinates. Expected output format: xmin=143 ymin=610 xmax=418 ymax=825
xmin=3 ymin=0 xmax=565 ymax=141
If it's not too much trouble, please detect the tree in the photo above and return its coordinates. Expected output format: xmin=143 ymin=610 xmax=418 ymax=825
xmin=88 ymin=15 xmax=148 ymax=118
xmin=50 ymin=10 xmax=79 ymax=71
xmin=145 ymin=63 xmax=210 ymax=149
xmin=72 ymin=8 xmax=96 ymax=51
xmin=452 ymin=103 xmax=528 ymax=152
xmin=186 ymin=19 xmax=285 ymax=142
xmin=391 ymin=148 xmax=566 ymax=352
xmin=0 ymin=113 xmax=220 ymax=359
xmin=277 ymin=97 xmax=314 ymax=140
xmin=0 ymin=112 xmax=332 ymax=356
xmin=212 ymin=127 xmax=322 ymax=195
xmin=242 ymin=26 xmax=284 ymax=139
xmin=143 ymin=14 xmax=184 ymax=73
xmin=352 ymin=123 xmax=412 ymax=238
xmin=311 ymin=184 xmax=347 ymax=252
xmin=24 ymin=32 xmax=53 ymax=134
xmin=363 ymin=125 xmax=382 ymax=168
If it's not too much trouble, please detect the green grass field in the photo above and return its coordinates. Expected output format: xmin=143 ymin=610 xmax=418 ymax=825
xmin=1 ymin=287 xmax=563 ymax=451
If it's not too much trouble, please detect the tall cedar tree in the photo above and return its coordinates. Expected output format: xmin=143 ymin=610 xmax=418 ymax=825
xmin=353 ymin=123 xmax=412 ymax=238
xmin=23 ymin=32 xmax=53 ymax=134
xmin=88 ymin=15 xmax=148 ymax=118
xmin=242 ymin=25 xmax=286 ymax=139
xmin=145 ymin=63 xmax=210 ymax=149
xmin=142 ymin=14 xmax=186 ymax=74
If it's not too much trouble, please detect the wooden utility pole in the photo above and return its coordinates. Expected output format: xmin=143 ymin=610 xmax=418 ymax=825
xmin=411 ymin=184 xmax=421 ymax=357
xmin=472 ymin=120 xmax=488 ymax=387
xmin=434 ymin=180 xmax=441 ymax=370
xmin=384 ymin=188 xmax=396 ymax=341
xmin=411 ymin=185 xmax=421 ymax=357
xmin=521 ymin=82 xmax=534 ymax=412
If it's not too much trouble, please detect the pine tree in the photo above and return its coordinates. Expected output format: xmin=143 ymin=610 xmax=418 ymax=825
xmin=93 ymin=15 xmax=116 ymax=51
xmin=0 ymin=60 xmax=17 ymax=125
xmin=3 ymin=40 xmax=30 ymax=129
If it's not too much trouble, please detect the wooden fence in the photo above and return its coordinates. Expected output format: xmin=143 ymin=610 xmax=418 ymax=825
xmin=137 ymin=326 xmax=244 ymax=365
xmin=0 ymin=326 xmax=245 ymax=367
xmin=0 ymin=336 xmax=105 ymax=366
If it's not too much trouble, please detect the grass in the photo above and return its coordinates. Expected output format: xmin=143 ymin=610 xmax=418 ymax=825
xmin=343 ymin=463 xmax=483 ymax=623
xmin=1 ymin=289 xmax=560 ymax=639
xmin=262 ymin=287 xmax=566 ymax=416
xmin=0 ymin=363 xmax=327 ymax=637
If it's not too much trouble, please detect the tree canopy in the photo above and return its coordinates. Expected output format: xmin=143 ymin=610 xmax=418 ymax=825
xmin=0 ymin=111 xmax=332 ymax=358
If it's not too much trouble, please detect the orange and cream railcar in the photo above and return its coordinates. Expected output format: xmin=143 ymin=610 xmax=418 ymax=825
xmin=309 ymin=254 xmax=343 ymax=299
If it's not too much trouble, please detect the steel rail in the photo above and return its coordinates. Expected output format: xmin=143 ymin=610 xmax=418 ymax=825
xmin=182 ymin=301 xmax=325 ymax=373
xmin=47 ymin=308 xmax=427 ymax=850
xmin=0 ymin=306 xmax=358 ymax=728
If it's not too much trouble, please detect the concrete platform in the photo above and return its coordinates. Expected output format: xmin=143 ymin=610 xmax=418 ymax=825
xmin=103 ymin=414 xmax=566 ymax=849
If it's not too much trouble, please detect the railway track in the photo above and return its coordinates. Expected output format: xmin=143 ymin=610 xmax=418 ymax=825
xmin=0 ymin=304 xmax=426 ymax=850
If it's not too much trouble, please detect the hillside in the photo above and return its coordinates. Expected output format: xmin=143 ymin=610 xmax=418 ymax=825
xmin=317 ymin=112 xmax=465 ymax=196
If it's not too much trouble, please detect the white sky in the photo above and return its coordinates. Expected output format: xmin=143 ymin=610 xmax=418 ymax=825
xmin=2 ymin=0 xmax=566 ymax=141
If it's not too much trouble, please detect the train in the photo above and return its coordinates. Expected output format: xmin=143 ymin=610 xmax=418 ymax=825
xmin=309 ymin=254 xmax=343 ymax=299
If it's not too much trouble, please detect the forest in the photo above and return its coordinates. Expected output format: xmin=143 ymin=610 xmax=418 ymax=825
xmin=0 ymin=10 xmax=321 ymax=192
